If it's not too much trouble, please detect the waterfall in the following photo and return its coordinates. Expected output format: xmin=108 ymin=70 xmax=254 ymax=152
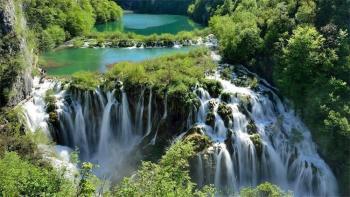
xmin=189 ymin=71 xmax=338 ymax=196
xmin=53 ymin=87 xmax=143 ymax=181
xmin=22 ymin=67 xmax=338 ymax=196
xmin=150 ymin=92 xmax=168 ymax=145
xmin=144 ymin=88 xmax=153 ymax=137
xmin=135 ymin=89 xmax=145 ymax=135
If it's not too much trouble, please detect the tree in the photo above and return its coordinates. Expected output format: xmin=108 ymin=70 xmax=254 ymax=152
xmin=210 ymin=12 xmax=263 ymax=64
xmin=275 ymin=25 xmax=337 ymax=110
xmin=114 ymin=141 xmax=215 ymax=196
xmin=240 ymin=182 xmax=292 ymax=197
xmin=0 ymin=152 xmax=74 ymax=196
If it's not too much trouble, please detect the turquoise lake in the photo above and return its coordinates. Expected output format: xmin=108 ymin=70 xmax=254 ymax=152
xmin=43 ymin=47 xmax=194 ymax=76
xmin=42 ymin=14 xmax=202 ymax=76
xmin=93 ymin=13 xmax=203 ymax=35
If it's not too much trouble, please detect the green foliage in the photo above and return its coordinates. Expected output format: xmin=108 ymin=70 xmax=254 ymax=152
xmin=117 ymin=0 xmax=192 ymax=15
xmin=210 ymin=12 xmax=263 ymax=64
xmin=198 ymin=0 xmax=349 ymax=194
xmin=83 ymin=28 xmax=210 ymax=48
xmin=23 ymin=0 xmax=123 ymax=50
xmin=41 ymin=25 xmax=66 ymax=50
xmin=71 ymin=71 xmax=102 ymax=91
xmin=114 ymin=141 xmax=215 ymax=196
xmin=274 ymin=25 xmax=350 ymax=196
xmin=275 ymin=26 xmax=336 ymax=109
xmin=90 ymin=0 xmax=123 ymax=24
xmin=77 ymin=162 xmax=97 ymax=196
xmin=0 ymin=108 xmax=38 ymax=160
xmin=108 ymin=48 xmax=215 ymax=95
xmin=201 ymin=79 xmax=223 ymax=98
xmin=0 ymin=152 xmax=74 ymax=196
xmin=240 ymin=182 xmax=291 ymax=197
xmin=188 ymin=0 xmax=225 ymax=24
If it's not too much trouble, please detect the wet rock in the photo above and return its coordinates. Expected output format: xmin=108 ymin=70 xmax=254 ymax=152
xmin=217 ymin=103 xmax=233 ymax=127
xmin=220 ymin=92 xmax=233 ymax=103
xmin=224 ymin=129 xmax=234 ymax=154
xmin=249 ymin=134 xmax=262 ymax=156
xmin=247 ymin=120 xmax=258 ymax=134
xmin=208 ymin=99 xmax=217 ymax=111
xmin=48 ymin=112 xmax=59 ymax=127
xmin=202 ymin=79 xmax=223 ymax=98
xmin=205 ymin=112 xmax=215 ymax=128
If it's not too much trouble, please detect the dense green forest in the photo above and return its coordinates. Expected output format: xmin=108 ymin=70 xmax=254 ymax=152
xmin=0 ymin=0 xmax=349 ymax=196
xmin=24 ymin=0 xmax=122 ymax=50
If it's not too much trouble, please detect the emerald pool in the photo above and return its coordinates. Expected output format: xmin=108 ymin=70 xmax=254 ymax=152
xmin=42 ymin=47 xmax=194 ymax=76
xmin=93 ymin=13 xmax=202 ymax=35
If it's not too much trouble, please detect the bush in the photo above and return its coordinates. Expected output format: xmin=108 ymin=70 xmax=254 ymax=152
xmin=114 ymin=141 xmax=215 ymax=196
xmin=240 ymin=182 xmax=291 ymax=197
xmin=71 ymin=71 xmax=102 ymax=90
xmin=0 ymin=152 xmax=74 ymax=196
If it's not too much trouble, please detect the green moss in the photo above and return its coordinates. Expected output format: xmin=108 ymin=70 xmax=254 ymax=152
xmin=201 ymin=79 xmax=223 ymax=98
xmin=221 ymin=67 xmax=234 ymax=80
xmin=217 ymin=103 xmax=233 ymax=126
xmin=249 ymin=134 xmax=263 ymax=156
xmin=71 ymin=71 xmax=102 ymax=91
xmin=205 ymin=112 xmax=215 ymax=127
xmin=108 ymin=48 xmax=215 ymax=97
xmin=183 ymin=126 xmax=212 ymax=152
xmin=247 ymin=120 xmax=258 ymax=134
xmin=220 ymin=92 xmax=233 ymax=103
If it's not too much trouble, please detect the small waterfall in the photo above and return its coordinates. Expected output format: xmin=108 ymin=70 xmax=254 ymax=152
xmin=144 ymin=88 xmax=153 ymax=137
xmin=151 ymin=92 xmax=168 ymax=145
xmin=189 ymin=71 xmax=338 ymax=196
xmin=135 ymin=89 xmax=145 ymax=135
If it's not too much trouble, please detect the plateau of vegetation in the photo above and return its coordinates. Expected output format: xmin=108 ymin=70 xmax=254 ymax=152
xmin=70 ymin=28 xmax=210 ymax=48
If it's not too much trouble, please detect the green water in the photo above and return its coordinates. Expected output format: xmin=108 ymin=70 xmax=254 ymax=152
xmin=93 ymin=13 xmax=202 ymax=35
xmin=42 ymin=47 xmax=194 ymax=76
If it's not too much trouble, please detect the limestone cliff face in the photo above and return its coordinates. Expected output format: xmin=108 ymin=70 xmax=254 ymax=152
xmin=0 ymin=0 xmax=34 ymax=107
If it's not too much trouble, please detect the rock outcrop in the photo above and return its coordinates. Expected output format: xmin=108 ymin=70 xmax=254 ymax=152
xmin=0 ymin=0 xmax=34 ymax=107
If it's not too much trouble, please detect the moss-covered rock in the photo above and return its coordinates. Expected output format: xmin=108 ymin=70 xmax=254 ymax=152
xmin=48 ymin=112 xmax=59 ymax=126
xmin=205 ymin=112 xmax=215 ymax=127
xmin=220 ymin=92 xmax=233 ymax=103
xmin=221 ymin=67 xmax=234 ymax=80
xmin=201 ymin=79 xmax=223 ymax=98
xmin=183 ymin=126 xmax=212 ymax=152
xmin=217 ymin=103 xmax=232 ymax=127
xmin=208 ymin=99 xmax=217 ymax=111
xmin=247 ymin=120 xmax=258 ymax=134
xmin=250 ymin=134 xmax=263 ymax=156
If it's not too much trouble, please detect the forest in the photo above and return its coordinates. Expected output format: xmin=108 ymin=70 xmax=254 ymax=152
xmin=0 ymin=0 xmax=349 ymax=196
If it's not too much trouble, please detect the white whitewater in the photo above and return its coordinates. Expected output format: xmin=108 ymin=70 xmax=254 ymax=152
xmin=22 ymin=77 xmax=77 ymax=177
xmin=190 ymin=70 xmax=338 ymax=196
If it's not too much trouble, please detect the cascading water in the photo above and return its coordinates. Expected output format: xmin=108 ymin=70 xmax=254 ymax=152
xmin=55 ymin=87 xmax=147 ymax=181
xmin=21 ymin=36 xmax=338 ymax=195
xmin=188 ymin=68 xmax=338 ymax=196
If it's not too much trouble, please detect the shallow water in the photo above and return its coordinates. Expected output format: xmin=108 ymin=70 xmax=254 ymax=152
xmin=42 ymin=47 xmax=193 ymax=76
xmin=93 ymin=13 xmax=203 ymax=35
